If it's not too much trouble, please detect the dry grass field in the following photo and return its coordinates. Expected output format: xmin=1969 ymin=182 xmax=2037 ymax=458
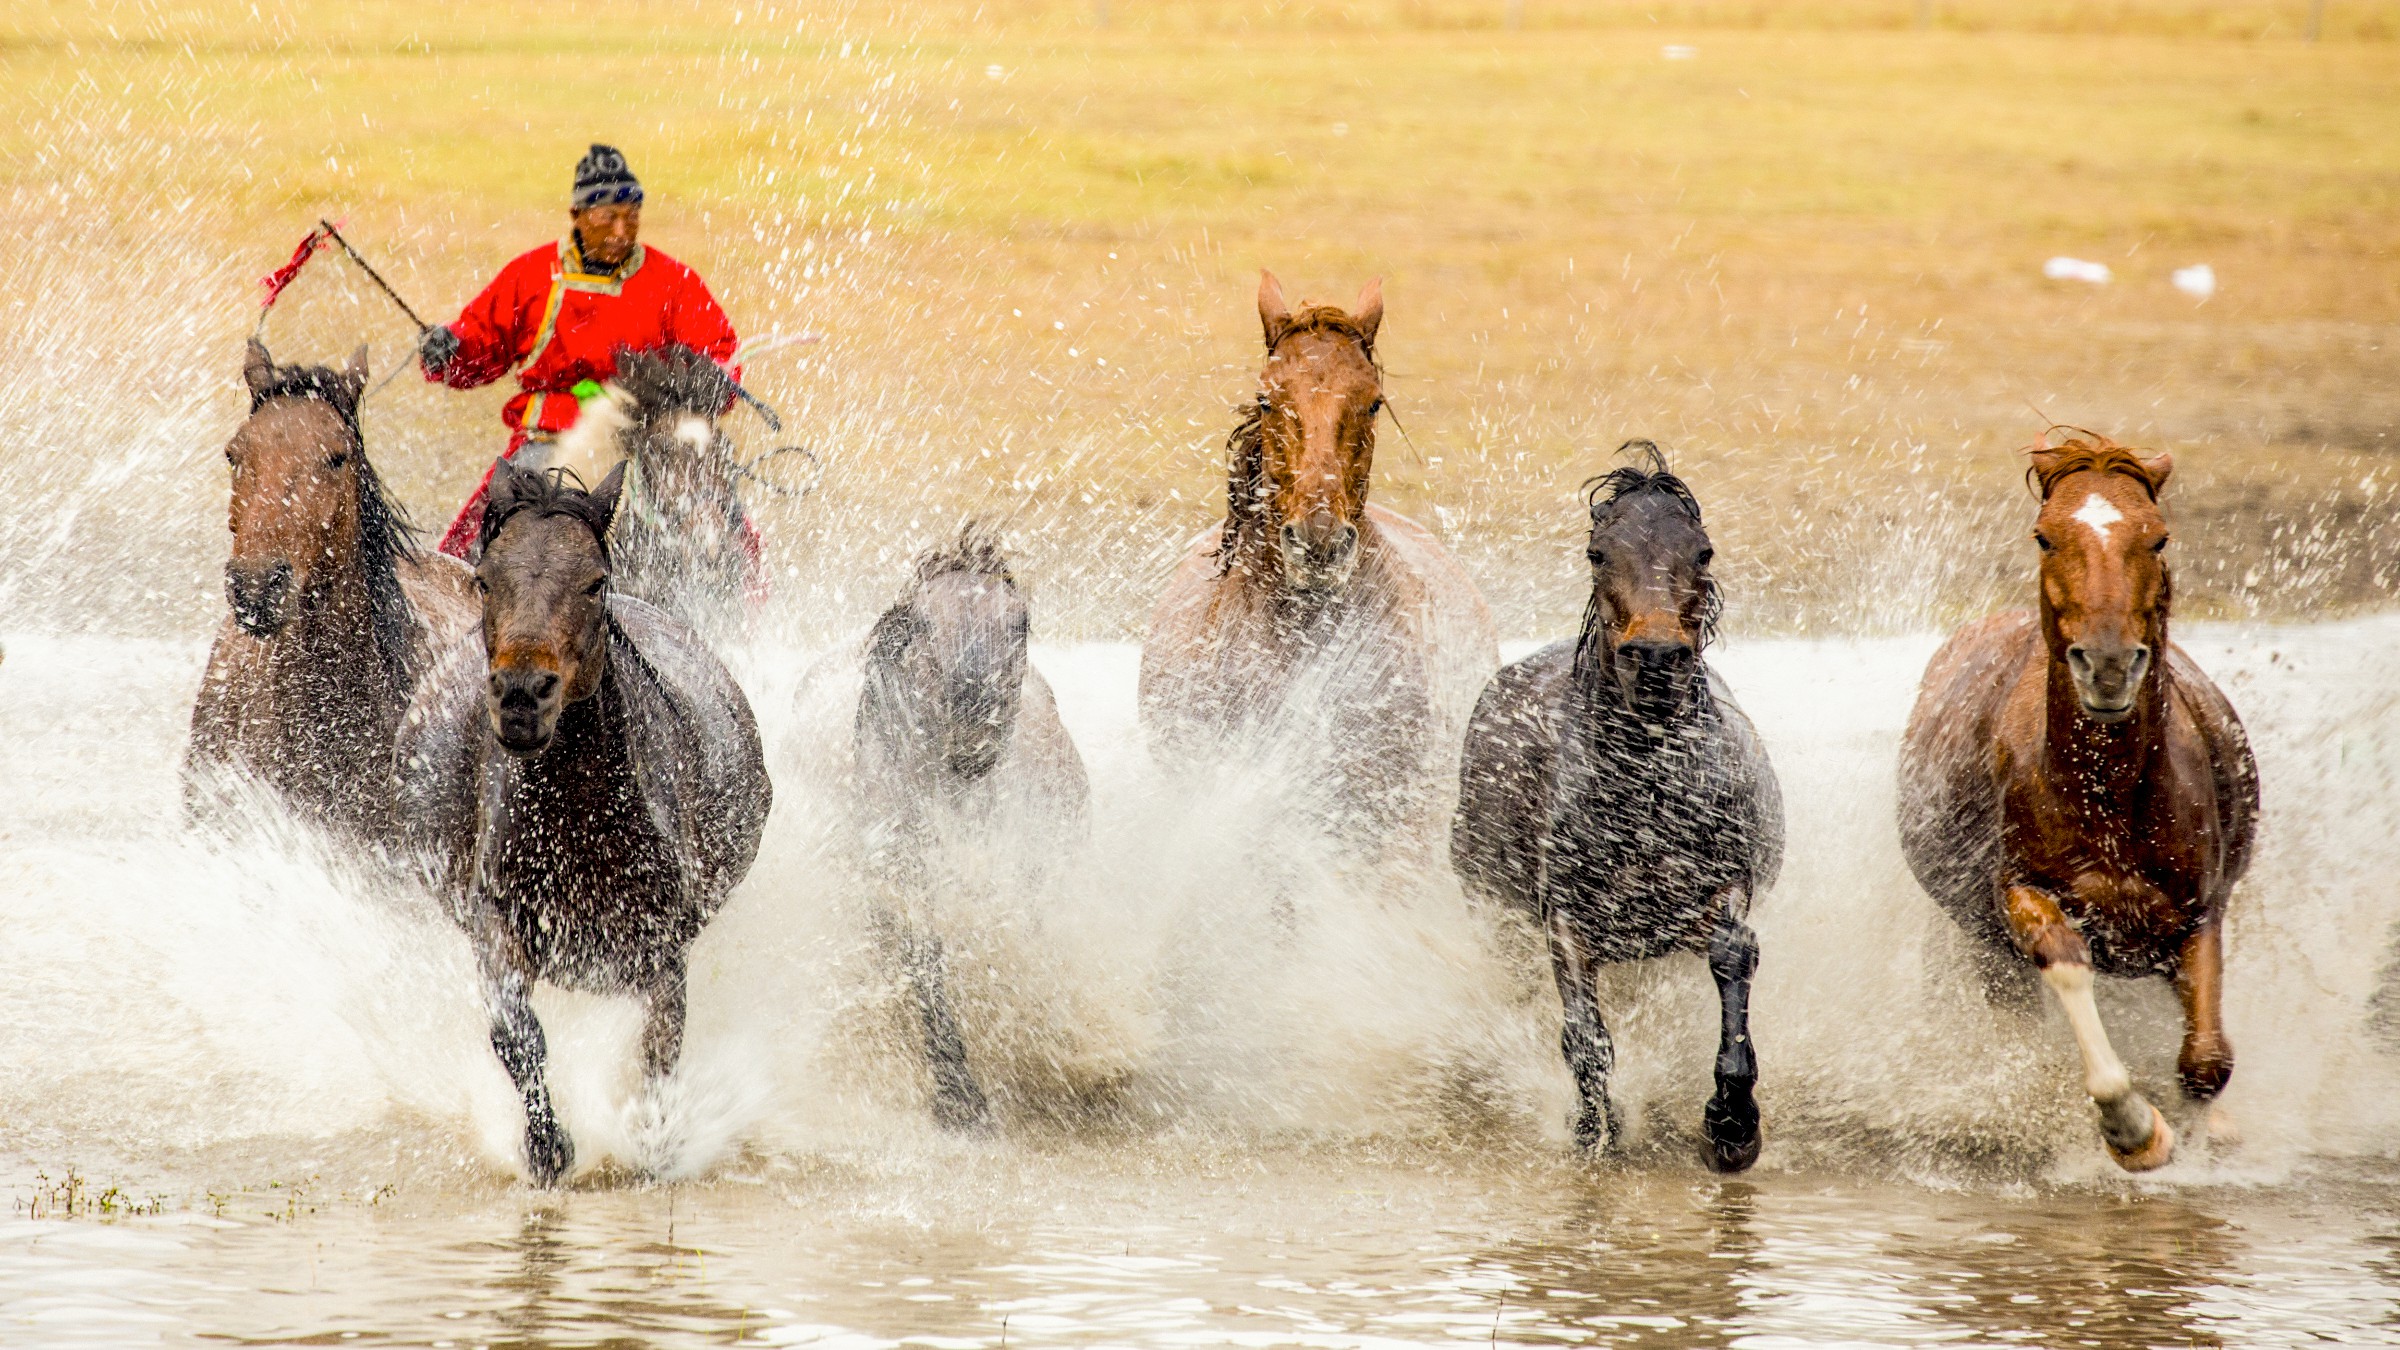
xmin=1 ymin=0 xmax=2394 ymax=637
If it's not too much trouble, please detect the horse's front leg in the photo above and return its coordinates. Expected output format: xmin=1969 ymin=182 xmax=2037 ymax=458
xmin=900 ymin=924 xmax=993 ymax=1134
xmin=1701 ymin=891 xmax=1763 ymax=1173
xmin=1548 ymin=910 xmax=1620 ymax=1152
xmin=471 ymin=898 xmax=572 ymax=1186
xmin=2004 ymin=883 xmax=2174 ymax=1171
xmin=641 ymin=951 xmax=689 ymax=1084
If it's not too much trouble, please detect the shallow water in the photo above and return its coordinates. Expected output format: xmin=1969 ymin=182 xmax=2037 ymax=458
xmin=1 ymin=618 xmax=2396 ymax=1345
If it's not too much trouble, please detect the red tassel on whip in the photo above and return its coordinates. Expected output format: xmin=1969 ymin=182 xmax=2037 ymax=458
xmin=257 ymin=220 xmax=342 ymax=310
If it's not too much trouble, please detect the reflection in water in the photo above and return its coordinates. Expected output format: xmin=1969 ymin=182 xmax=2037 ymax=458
xmin=12 ymin=1157 xmax=2386 ymax=1347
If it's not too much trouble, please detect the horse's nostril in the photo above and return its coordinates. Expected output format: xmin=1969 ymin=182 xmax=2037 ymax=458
xmin=531 ymin=672 xmax=560 ymax=700
xmin=2066 ymin=644 xmax=2092 ymax=673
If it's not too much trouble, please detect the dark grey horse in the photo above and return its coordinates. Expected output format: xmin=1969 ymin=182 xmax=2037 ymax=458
xmin=1452 ymin=443 xmax=1783 ymax=1172
xmin=846 ymin=528 xmax=1089 ymax=1131
xmin=397 ymin=458 xmax=771 ymax=1184
xmin=548 ymin=344 xmax=759 ymax=642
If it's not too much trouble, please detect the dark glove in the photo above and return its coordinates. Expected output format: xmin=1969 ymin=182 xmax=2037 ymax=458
xmin=419 ymin=324 xmax=462 ymax=374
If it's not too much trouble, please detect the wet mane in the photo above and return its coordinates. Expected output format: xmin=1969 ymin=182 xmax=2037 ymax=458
xmin=1582 ymin=438 xmax=1707 ymax=525
xmin=480 ymin=466 xmax=617 ymax=559
xmin=2026 ymin=428 xmax=2168 ymax=501
xmin=911 ymin=522 xmax=1018 ymax=592
xmin=1267 ymin=304 xmax=1376 ymax=353
xmin=247 ymin=353 xmax=421 ymax=689
xmin=612 ymin=344 xmax=737 ymax=420
xmin=1212 ymin=305 xmax=1381 ymax=576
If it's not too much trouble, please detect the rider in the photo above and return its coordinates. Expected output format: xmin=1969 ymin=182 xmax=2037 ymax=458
xmin=420 ymin=144 xmax=742 ymax=557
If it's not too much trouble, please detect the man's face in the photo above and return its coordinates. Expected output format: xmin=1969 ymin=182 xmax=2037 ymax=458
xmin=571 ymin=203 xmax=641 ymax=268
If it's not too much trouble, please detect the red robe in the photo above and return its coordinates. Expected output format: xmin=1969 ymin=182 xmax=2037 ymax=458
xmin=428 ymin=236 xmax=743 ymax=558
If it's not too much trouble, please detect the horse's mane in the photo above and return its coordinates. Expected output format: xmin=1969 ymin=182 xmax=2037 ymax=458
xmin=1213 ymin=400 xmax=1272 ymax=574
xmin=248 ymin=353 xmax=421 ymax=688
xmin=2026 ymin=428 xmax=2168 ymax=500
xmin=911 ymin=521 xmax=1018 ymax=591
xmin=1212 ymin=306 xmax=1381 ymax=576
xmin=480 ymin=465 xmax=617 ymax=559
xmin=611 ymin=344 xmax=737 ymax=419
xmin=1575 ymin=439 xmax=1723 ymax=670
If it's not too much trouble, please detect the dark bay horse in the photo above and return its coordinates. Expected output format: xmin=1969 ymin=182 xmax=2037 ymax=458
xmin=842 ymin=528 xmax=1090 ymax=1130
xmin=1898 ymin=432 xmax=2259 ymax=1172
xmin=186 ymin=340 xmax=476 ymax=844
xmin=1453 ymin=445 xmax=1783 ymax=1171
xmin=549 ymin=345 xmax=760 ymax=640
xmin=397 ymin=459 xmax=771 ymax=1184
xmin=1139 ymin=273 xmax=1498 ymax=853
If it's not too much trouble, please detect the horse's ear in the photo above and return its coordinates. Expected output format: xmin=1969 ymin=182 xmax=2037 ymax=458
xmin=588 ymin=459 xmax=629 ymax=530
xmin=2139 ymin=451 xmax=2175 ymax=494
xmin=243 ymin=339 xmax=276 ymax=398
xmin=1352 ymin=276 xmax=1384 ymax=349
xmin=338 ymin=344 xmax=369 ymax=401
xmin=1257 ymin=269 xmax=1292 ymax=349
xmin=2026 ymin=446 xmax=2069 ymax=498
xmin=486 ymin=456 xmax=532 ymax=516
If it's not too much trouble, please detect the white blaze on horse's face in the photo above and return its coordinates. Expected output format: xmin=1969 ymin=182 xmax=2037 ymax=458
xmin=2072 ymin=493 xmax=2123 ymax=545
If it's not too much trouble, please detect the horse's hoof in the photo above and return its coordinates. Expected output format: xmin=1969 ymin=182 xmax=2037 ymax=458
xmin=1702 ymin=1112 xmax=1762 ymax=1174
xmin=526 ymin=1122 xmax=575 ymax=1187
xmin=1571 ymin=1103 xmax=1620 ymax=1154
xmin=2178 ymin=1037 xmax=2234 ymax=1101
xmin=933 ymin=1088 xmax=995 ymax=1137
xmin=2106 ymin=1102 xmax=2176 ymax=1173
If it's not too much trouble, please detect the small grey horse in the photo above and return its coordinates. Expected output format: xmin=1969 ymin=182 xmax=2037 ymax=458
xmin=1452 ymin=443 xmax=1783 ymax=1171
xmin=843 ymin=528 xmax=1089 ymax=1131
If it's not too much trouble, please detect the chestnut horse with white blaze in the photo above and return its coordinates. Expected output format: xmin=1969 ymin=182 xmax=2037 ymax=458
xmin=1140 ymin=273 xmax=1497 ymax=852
xmin=1898 ymin=432 xmax=2259 ymax=1172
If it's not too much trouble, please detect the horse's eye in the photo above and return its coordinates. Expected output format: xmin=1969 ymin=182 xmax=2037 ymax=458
xmin=1695 ymin=547 xmax=1714 ymax=568
xmin=2035 ymin=532 xmax=2056 ymax=553
xmin=583 ymin=578 xmax=607 ymax=597
xmin=1587 ymin=551 xmax=1606 ymax=568
xmin=325 ymin=452 xmax=349 ymax=470
xmin=2151 ymin=534 xmax=2171 ymax=553
xmin=473 ymin=575 xmax=490 ymax=593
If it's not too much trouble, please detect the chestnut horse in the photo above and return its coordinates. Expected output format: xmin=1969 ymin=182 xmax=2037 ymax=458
xmin=1898 ymin=432 xmax=2259 ymax=1171
xmin=186 ymin=340 xmax=475 ymax=844
xmin=397 ymin=460 xmax=771 ymax=1184
xmin=1139 ymin=273 xmax=1497 ymax=852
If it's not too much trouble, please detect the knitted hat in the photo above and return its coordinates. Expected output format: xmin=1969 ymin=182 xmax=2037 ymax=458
xmin=572 ymin=144 xmax=643 ymax=210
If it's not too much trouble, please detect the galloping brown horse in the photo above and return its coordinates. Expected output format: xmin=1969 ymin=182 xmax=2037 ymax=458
xmin=1139 ymin=273 xmax=1497 ymax=852
xmin=186 ymin=340 xmax=475 ymax=844
xmin=1898 ymin=432 xmax=2260 ymax=1171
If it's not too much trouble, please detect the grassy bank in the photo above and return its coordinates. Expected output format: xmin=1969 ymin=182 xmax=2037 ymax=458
xmin=1 ymin=0 xmax=2393 ymax=636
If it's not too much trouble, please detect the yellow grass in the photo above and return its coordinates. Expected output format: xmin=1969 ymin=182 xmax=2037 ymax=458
xmin=2 ymin=0 xmax=2395 ymax=636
